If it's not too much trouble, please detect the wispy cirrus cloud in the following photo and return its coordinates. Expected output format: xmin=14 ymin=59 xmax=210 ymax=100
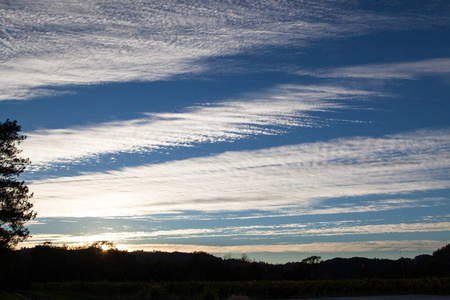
xmin=1 ymin=0 xmax=448 ymax=100
xmin=30 ymin=128 xmax=450 ymax=218
xmin=122 ymin=240 xmax=450 ymax=254
xmin=22 ymin=84 xmax=373 ymax=169
xmin=229 ymin=221 xmax=450 ymax=238
xmin=262 ymin=198 xmax=447 ymax=219
xmin=43 ymin=220 xmax=448 ymax=241
xmin=299 ymin=58 xmax=450 ymax=80
xmin=20 ymin=235 xmax=448 ymax=255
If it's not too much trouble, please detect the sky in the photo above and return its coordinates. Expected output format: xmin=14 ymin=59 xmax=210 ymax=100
xmin=1 ymin=0 xmax=449 ymax=263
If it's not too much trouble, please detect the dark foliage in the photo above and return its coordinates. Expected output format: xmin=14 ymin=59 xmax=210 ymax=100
xmin=28 ymin=278 xmax=450 ymax=300
xmin=1 ymin=242 xmax=449 ymax=288
xmin=0 ymin=119 xmax=36 ymax=250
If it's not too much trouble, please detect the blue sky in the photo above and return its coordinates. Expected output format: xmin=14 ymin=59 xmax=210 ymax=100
xmin=1 ymin=0 xmax=449 ymax=263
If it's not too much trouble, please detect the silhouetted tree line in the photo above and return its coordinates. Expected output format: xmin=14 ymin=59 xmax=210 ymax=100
xmin=1 ymin=243 xmax=449 ymax=288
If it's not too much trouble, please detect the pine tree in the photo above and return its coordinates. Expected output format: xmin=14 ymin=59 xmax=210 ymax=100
xmin=0 ymin=119 xmax=36 ymax=249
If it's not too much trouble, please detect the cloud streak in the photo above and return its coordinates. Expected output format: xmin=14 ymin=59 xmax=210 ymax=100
xmin=41 ymin=221 xmax=449 ymax=240
xmin=121 ymin=240 xmax=450 ymax=254
xmin=2 ymin=0 xmax=448 ymax=100
xmin=299 ymin=58 xmax=450 ymax=80
xmin=20 ymin=235 xmax=448 ymax=255
xmin=22 ymin=84 xmax=372 ymax=168
xmin=30 ymin=128 xmax=450 ymax=218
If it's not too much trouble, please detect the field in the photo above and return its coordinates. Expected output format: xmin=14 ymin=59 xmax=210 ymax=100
xmin=18 ymin=278 xmax=450 ymax=300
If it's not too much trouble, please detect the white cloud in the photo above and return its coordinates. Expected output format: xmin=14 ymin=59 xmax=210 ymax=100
xmin=22 ymin=84 xmax=371 ymax=168
xmin=245 ymin=221 xmax=450 ymax=237
xmin=171 ymin=197 xmax=444 ymax=221
xmin=20 ymin=237 xmax=449 ymax=255
xmin=275 ymin=198 xmax=442 ymax=217
xmin=121 ymin=240 xmax=448 ymax=254
xmin=1 ymin=0 xmax=447 ymax=100
xmin=29 ymin=128 xmax=450 ymax=218
xmin=300 ymin=58 xmax=450 ymax=80
xmin=132 ymin=221 xmax=450 ymax=239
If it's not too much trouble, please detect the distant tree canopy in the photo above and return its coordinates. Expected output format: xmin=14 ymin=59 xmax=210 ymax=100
xmin=0 ymin=119 xmax=36 ymax=249
xmin=2 ymin=241 xmax=448 ymax=287
xmin=301 ymin=255 xmax=322 ymax=264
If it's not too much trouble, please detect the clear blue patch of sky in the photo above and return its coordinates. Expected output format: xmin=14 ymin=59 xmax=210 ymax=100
xmin=316 ymin=29 xmax=450 ymax=65
xmin=201 ymin=28 xmax=450 ymax=71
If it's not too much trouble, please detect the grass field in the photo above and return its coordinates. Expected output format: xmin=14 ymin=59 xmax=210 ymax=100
xmin=0 ymin=291 xmax=21 ymax=300
xmin=19 ymin=278 xmax=450 ymax=300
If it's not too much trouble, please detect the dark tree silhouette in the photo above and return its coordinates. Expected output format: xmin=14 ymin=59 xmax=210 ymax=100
xmin=301 ymin=255 xmax=322 ymax=264
xmin=0 ymin=119 xmax=36 ymax=249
